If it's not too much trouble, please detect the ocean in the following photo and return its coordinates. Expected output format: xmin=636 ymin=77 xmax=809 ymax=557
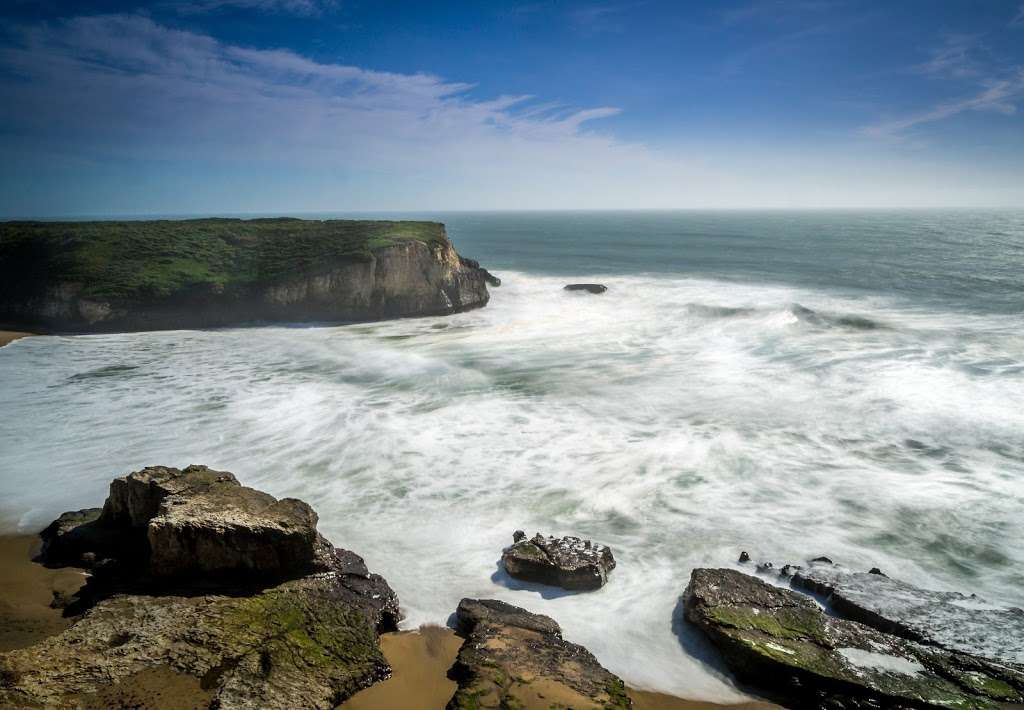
xmin=1 ymin=210 xmax=1022 ymax=701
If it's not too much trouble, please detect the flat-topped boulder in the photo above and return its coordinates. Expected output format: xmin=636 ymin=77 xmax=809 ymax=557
xmin=501 ymin=531 xmax=615 ymax=590
xmin=791 ymin=560 xmax=1024 ymax=665
xmin=0 ymin=465 xmax=400 ymax=709
xmin=684 ymin=568 xmax=1024 ymax=709
xmin=564 ymin=283 xmax=607 ymax=294
xmin=45 ymin=465 xmax=327 ymax=582
xmin=447 ymin=598 xmax=630 ymax=709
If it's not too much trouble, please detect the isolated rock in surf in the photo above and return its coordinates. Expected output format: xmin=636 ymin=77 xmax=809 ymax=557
xmin=564 ymin=283 xmax=608 ymax=294
xmin=684 ymin=568 xmax=1024 ymax=709
xmin=447 ymin=598 xmax=630 ymax=709
xmin=2 ymin=465 xmax=400 ymax=710
xmin=502 ymin=531 xmax=615 ymax=590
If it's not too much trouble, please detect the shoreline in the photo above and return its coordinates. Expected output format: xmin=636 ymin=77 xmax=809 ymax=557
xmin=0 ymin=331 xmax=33 ymax=348
xmin=0 ymin=532 xmax=775 ymax=709
xmin=342 ymin=625 xmax=778 ymax=710
xmin=0 ymin=535 xmax=86 ymax=652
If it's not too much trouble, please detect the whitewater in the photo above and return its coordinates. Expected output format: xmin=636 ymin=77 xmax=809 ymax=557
xmin=2 ymin=211 xmax=1023 ymax=701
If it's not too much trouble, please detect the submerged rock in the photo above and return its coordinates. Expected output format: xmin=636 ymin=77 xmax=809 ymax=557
xmin=0 ymin=465 xmax=400 ymax=709
xmin=564 ymin=283 xmax=608 ymax=294
xmin=501 ymin=532 xmax=616 ymax=590
xmin=447 ymin=598 xmax=630 ymax=709
xmin=684 ymin=568 xmax=1024 ymax=709
xmin=792 ymin=560 xmax=1024 ymax=664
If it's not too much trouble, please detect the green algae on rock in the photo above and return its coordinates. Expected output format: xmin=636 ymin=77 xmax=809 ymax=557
xmin=683 ymin=568 xmax=1024 ymax=709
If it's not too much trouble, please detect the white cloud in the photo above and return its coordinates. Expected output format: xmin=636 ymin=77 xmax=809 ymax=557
xmin=173 ymin=0 xmax=338 ymax=16
xmin=0 ymin=13 xmax=1021 ymax=211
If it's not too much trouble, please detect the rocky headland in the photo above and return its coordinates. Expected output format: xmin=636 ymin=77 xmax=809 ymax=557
xmin=0 ymin=219 xmax=495 ymax=333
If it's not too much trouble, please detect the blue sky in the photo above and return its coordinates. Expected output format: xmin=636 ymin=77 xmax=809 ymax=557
xmin=1 ymin=0 xmax=1023 ymax=215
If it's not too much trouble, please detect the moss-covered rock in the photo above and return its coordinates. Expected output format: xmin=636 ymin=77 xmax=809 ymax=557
xmin=684 ymin=568 xmax=1024 ymax=709
xmin=447 ymin=598 xmax=631 ymax=709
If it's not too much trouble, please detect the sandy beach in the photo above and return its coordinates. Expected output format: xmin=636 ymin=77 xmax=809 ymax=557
xmin=0 ymin=535 xmax=85 ymax=651
xmin=0 ymin=331 xmax=32 ymax=348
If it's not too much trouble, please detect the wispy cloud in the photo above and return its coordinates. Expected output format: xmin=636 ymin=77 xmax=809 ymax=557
xmin=914 ymin=34 xmax=981 ymax=79
xmin=862 ymin=34 xmax=1024 ymax=139
xmin=721 ymin=0 xmax=841 ymax=26
xmin=567 ymin=1 xmax=647 ymax=34
xmin=0 ymin=13 xmax=684 ymax=210
xmin=861 ymin=72 xmax=1024 ymax=138
xmin=1011 ymin=3 xmax=1024 ymax=27
xmin=171 ymin=0 xmax=338 ymax=16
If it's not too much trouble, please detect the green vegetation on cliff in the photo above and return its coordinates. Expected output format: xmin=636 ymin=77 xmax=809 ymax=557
xmin=0 ymin=218 xmax=447 ymax=301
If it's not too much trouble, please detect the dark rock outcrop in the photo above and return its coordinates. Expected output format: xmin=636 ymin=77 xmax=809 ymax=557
xmin=564 ymin=283 xmax=608 ymax=294
xmin=791 ymin=560 xmax=1024 ymax=665
xmin=684 ymin=568 xmax=1024 ymax=709
xmin=1 ymin=465 xmax=400 ymax=709
xmin=459 ymin=256 xmax=500 ymax=287
xmin=501 ymin=532 xmax=616 ymax=591
xmin=447 ymin=598 xmax=630 ymax=709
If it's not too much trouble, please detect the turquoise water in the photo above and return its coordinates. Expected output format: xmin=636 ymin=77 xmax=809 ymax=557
xmin=1 ymin=210 xmax=1023 ymax=699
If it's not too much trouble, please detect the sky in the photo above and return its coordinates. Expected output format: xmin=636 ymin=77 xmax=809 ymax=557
xmin=1 ymin=0 xmax=1023 ymax=216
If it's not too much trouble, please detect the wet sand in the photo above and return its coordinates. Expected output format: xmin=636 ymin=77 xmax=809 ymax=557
xmin=342 ymin=625 xmax=779 ymax=710
xmin=0 ymin=535 xmax=86 ymax=651
xmin=0 ymin=331 xmax=32 ymax=348
xmin=342 ymin=626 xmax=463 ymax=710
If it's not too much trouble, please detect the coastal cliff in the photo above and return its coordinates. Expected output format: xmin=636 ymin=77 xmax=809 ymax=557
xmin=0 ymin=218 xmax=492 ymax=333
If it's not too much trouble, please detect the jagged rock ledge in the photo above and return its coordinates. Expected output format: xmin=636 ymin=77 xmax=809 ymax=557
xmin=0 ymin=218 xmax=495 ymax=333
xmin=0 ymin=465 xmax=400 ymax=710
xmin=684 ymin=565 xmax=1024 ymax=709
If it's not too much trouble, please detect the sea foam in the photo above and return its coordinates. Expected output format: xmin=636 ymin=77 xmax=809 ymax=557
xmin=1 ymin=271 xmax=1022 ymax=700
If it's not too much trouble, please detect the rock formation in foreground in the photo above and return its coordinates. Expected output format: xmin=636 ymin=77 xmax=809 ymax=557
xmin=0 ymin=219 xmax=494 ymax=333
xmin=446 ymin=598 xmax=630 ymax=709
xmin=502 ymin=530 xmax=616 ymax=590
xmin=0 ymin=465 xmax=399 ymax=710
xmin=685 ymin=567 xmax=1024 ymax=709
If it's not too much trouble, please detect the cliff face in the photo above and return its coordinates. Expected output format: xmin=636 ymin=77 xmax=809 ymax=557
xmin=0 ymin=222 xmax=491 ymax=333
